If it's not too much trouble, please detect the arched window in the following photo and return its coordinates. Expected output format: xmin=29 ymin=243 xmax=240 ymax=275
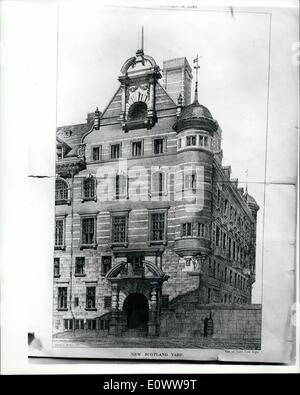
xmin=151 ymin=171 xmax=166 ymax=196
xmin=128 ymin=101 xmax=147 ymax=122
xmin=83 ymin=176 xmax=96 ymax=200
xmin=55 ymin=178 xmax=69 ymax=204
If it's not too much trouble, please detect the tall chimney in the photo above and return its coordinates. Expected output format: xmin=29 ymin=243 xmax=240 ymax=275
xmin=162 ymin=57 xmax=193 ymax=106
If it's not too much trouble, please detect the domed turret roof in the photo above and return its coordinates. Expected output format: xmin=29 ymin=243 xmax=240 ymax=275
xmin=244 ymin=192 xmax=259 ymax=208
xmin=178 ymin=99 xmax=213 ymax=121
xmin=173 ymin=98 xmax=217 ymax=134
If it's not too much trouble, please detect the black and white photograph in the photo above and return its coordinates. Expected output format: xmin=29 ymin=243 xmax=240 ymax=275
xmin=53 ymin=6 xmax=266 ymax=351
xmin=0 ymin=0 xmax=298 ymax=374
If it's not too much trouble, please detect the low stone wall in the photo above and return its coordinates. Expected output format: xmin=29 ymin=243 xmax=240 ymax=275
xmin=160 ymin=304 xmax=262 ymax=342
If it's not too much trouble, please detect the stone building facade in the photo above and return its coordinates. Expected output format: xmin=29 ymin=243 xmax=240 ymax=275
xmin=53 ymin=43 xmax=259 ymax=338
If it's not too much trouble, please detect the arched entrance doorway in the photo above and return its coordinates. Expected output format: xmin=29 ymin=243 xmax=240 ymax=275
xmin=123 ymin=293 xmax=149 ymax=330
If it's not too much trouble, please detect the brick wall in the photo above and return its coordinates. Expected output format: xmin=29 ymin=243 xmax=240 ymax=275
xmin=160 ymin=304 xmax=262 ymax=341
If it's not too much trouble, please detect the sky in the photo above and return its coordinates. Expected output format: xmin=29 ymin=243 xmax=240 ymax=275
xmin=56 ymin=4 xmax=277 ymax=302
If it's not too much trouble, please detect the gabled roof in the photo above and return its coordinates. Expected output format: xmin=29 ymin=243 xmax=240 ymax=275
xmin=56 ymin=121 xmax=93 ymax=157
xmin=100 ymin=81 xmax=177 ymax=126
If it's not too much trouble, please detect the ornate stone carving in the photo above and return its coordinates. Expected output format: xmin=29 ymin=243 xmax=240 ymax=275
xmin=77 ymin=143 xmax=86 ymax=160
xmin=126 ymin=84 xmax=150 ymax=109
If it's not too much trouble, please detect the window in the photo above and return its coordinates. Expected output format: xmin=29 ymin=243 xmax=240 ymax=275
xmin=224 ymin=293 xmax=227 ymax=303
xmin=225 ymin=267 xmax=228 ymax=282
xmin=55 ymin=218 xmax=64 ymax=248
xmin=207 ymin=288 xmax=211 ymax=303
xmin=104 ymin=296 xmax=112 ymax=309
xmin=55 ymin=179 xmax=68 ymax=203
xmin=75 ymin=257 xmax=85 ymax=276
xmin=64 ymin=319 xmax=73 ymax=330
xmin=100 ymin=320 xmax=109 ymax=330
xmin=128 ymin=101 xmax=147 ymax=121
xmin=233 ymin=241 xmax=236 ymax=260
xmin=153 ymin=138 xmax=165 ymax=154
xmin=83 ymin=176 xmax=96 ymax=200
xmin=198 ymin=223 xmax=206 ymax=238
xmin=115 ymin=173 xmax=128 ymax=199
xmin=230 ymin=205 xmax=234 ymax=220
xmin=224 ymin=198 xmax=228 ymax=214
xmin=151 ymin=171 xmax=166 ymax=196
xmin=81 ymin=217 xmax=96 ymax=247
xmin=87 ymin=319 xmax=97 ymax=330
xmin=229 ymin=270 xmax=233 ymax=285
xmin=182 ymin=223 xmax=192 ymax=237
xmin=112 ymin=215 xmax=127 ymax=244
xmin=199 ymin=135 xmax=209 ymax=146
xmin=54 ymin=258 xmax=60 ymax=277
xmin=184 ymin=172 xmax=196 ymax=191
xmin=186 ymin=135 xmax=196 ymax=146
xmin=222 ymin=232 xmax=227 ymax=250
xmin=75 ymin=319 xmax=84 ymax=330
xmin=111 ymin=143 xmax=121 ymax=159
xmin=228 ymin=238 xmax=232 ymax=258
xmin=215 ymin=226 xmax=220 ymax=246
xmin=92 ymin=146 xmax=101 ymax=161
xmin=74 ymin=297 xmax=79 ymax=307
xmin=101 ymin=256 xmax=112 ymax=275
xmin=208 ymin=257 xmax=212 ymax=275
xmin=150 ymin=212 xmax=165 ymax=242
xmin=132 ymin=141 xmax=142 ymax=157
xmin=86 ymin=287 xmax=96 ymax=309
xmin=217 ymin=188 xmax=221 ymax=204
xmin=161 ymin=295 xmax=169 ymax=309
xmin=58 ymin=287 xmax=67 ymax=310
xmin=178 ymin=138 xmax=182 ymax=149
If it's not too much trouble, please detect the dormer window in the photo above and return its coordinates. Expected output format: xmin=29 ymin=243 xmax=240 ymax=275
xmin=128 ymin=101 xmax=147 ymax=122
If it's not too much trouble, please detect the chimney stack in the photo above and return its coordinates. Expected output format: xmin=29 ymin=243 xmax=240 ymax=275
xmin=162 ymin=57 xmax=192 ymax=106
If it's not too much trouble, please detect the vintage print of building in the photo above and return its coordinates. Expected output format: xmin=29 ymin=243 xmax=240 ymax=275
xmin=53 ymin=32 xmax=261 ymax=348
